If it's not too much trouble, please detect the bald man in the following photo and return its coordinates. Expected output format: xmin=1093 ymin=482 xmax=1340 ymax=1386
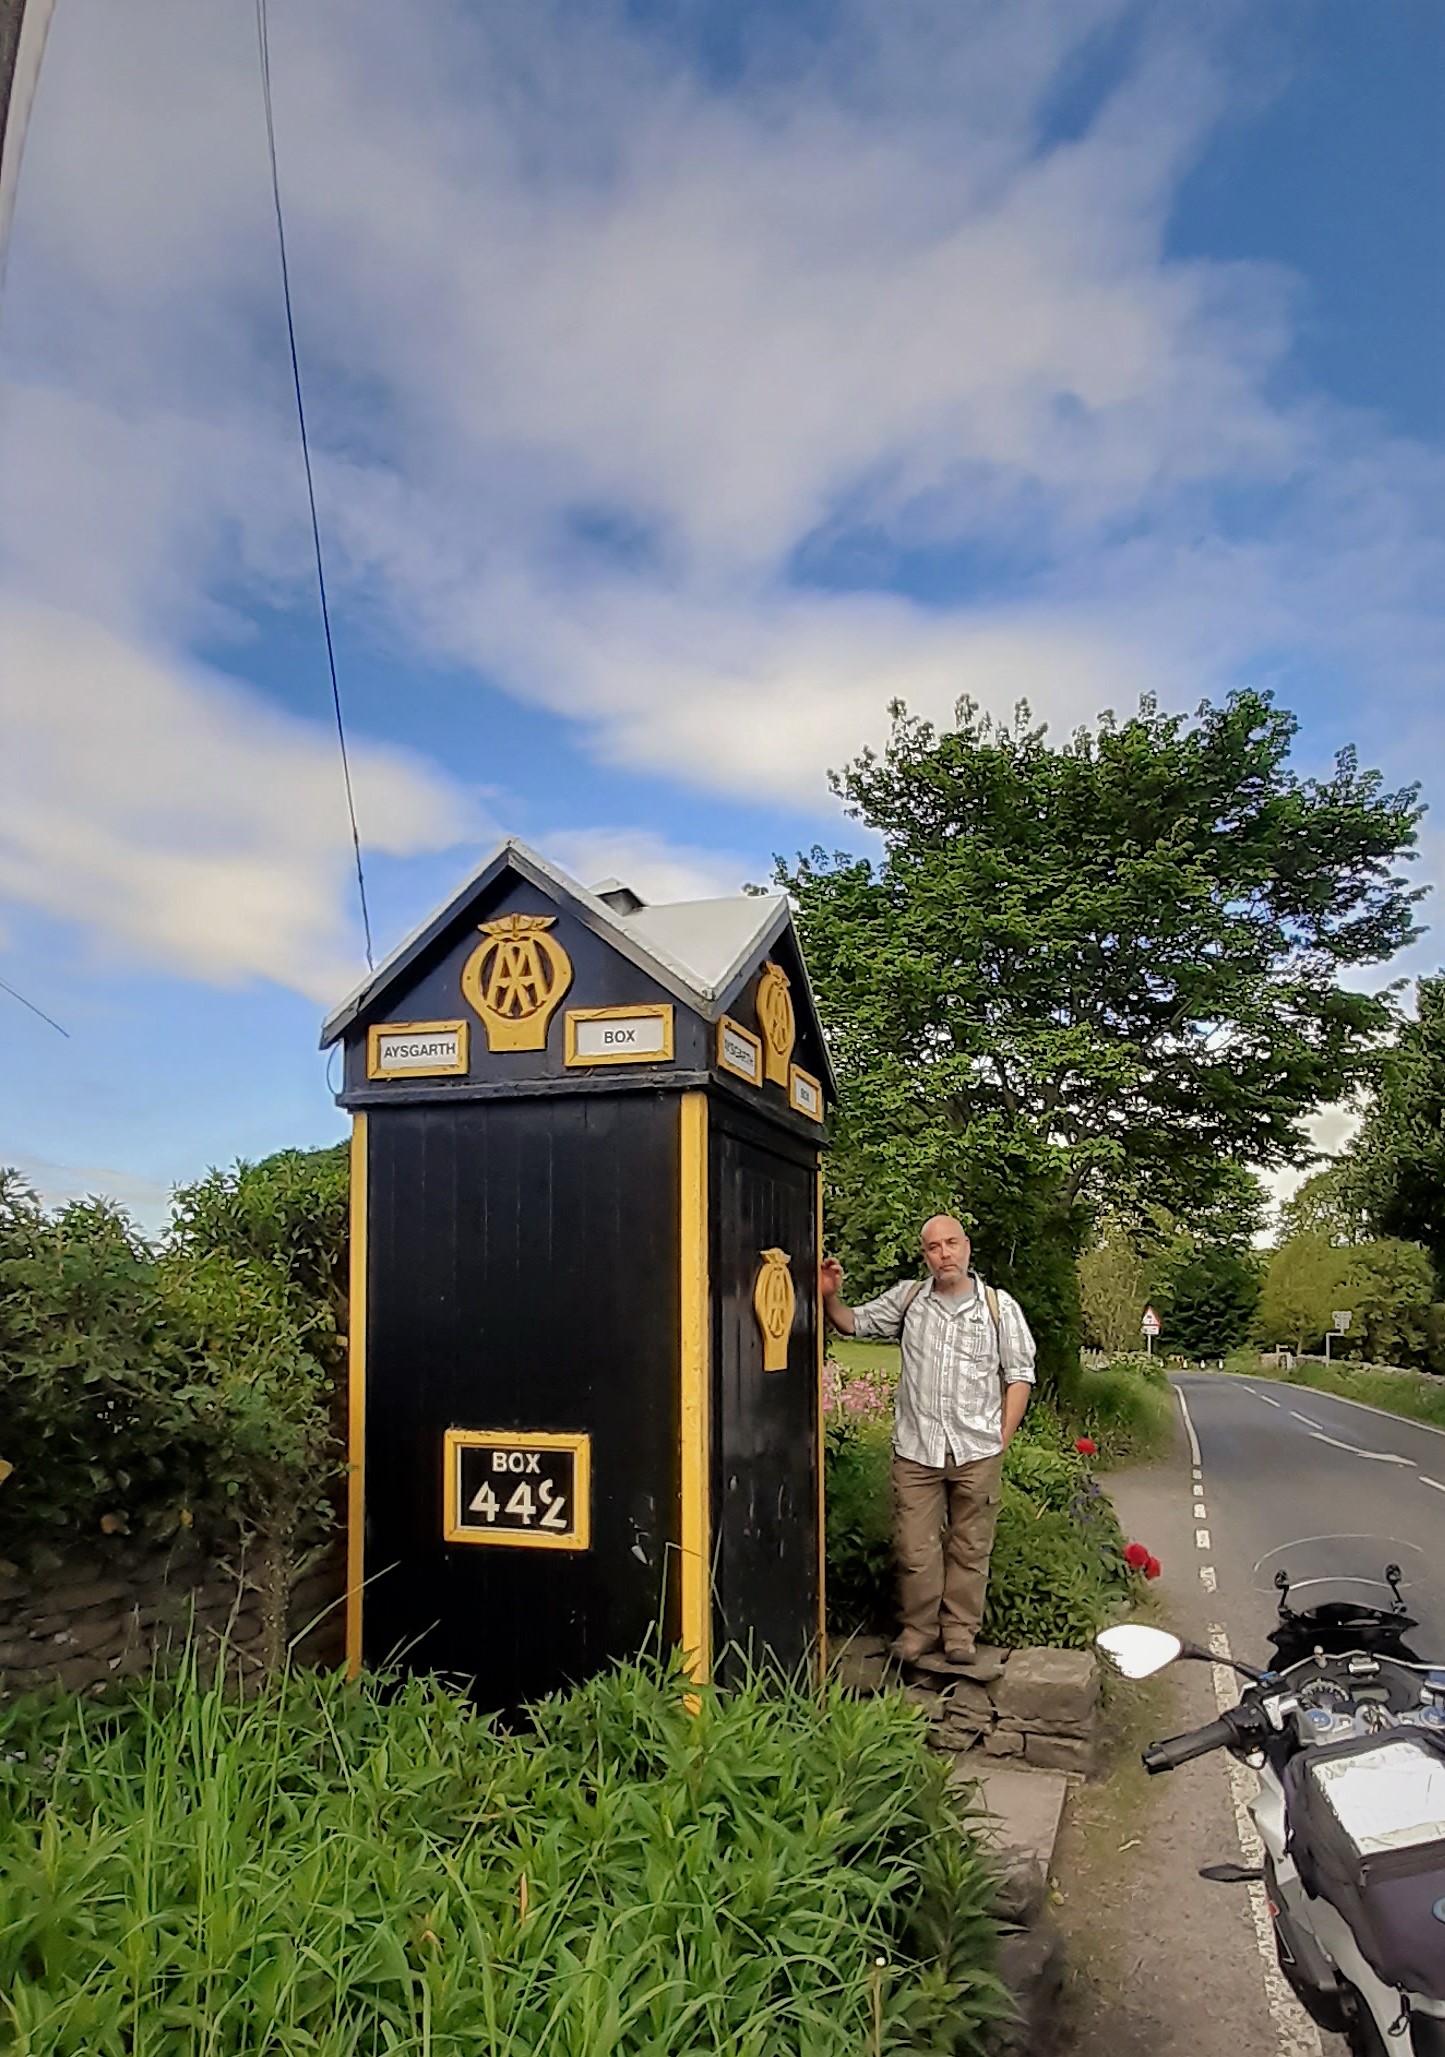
xmin=821 ymin=1216 xmax=1036 ymax=1666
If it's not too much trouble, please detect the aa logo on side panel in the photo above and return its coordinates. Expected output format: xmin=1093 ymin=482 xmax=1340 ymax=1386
xmin=756 ymin=961 xmax=796 ymax=1085
xmin=753 ymin=1248 xmax=796 ymax=1372
xmin=462 ymin=914 xmax=574 ymax=1051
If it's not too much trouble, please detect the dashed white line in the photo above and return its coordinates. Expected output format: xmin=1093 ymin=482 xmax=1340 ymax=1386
xmin=1196 ymin=1528 xmax=1212 ymax=1550
xmin=1259 ymin=1394 xmax=1281 ymax=1408
xmin=1175 ymin=1383 xmax=1203 ymax=1468
xmin=1307 ymin=1429 xmax=1413 ymax=1466
xmin=1422 ymin=1476 xmax=1445 ymax=1495
xmin=1207 ymin=1626 xmax=1322 ymax=2057
xmin=1290 ymin=1410 xmax=1323 ymax=1428
xmin=1200 ymin=1565 xmax=1218 ymax=1593
xmin=1194 ymin=1502 xmax=1208 ymax=1520
xmin=1229 ymin=1373 xmax=1445 ymax=1444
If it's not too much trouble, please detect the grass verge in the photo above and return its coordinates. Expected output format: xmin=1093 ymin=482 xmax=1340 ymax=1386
xmin=1050 ymin=1661 xmax=1180 ymax=2043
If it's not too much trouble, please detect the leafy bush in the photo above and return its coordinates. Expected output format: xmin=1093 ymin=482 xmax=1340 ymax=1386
xmin=169 ymin=1145 xmax=350 ymax=1360
xmin=980 ymin=1484 xmax=1132 ymax=1652
xmin=824 ymin=1412 xmax=896 ymax=1634
xmin=0 ymin=1166 xmax=338 ymax=1638
xmin=0 ymin=1654 xmax=1006 ymax=2056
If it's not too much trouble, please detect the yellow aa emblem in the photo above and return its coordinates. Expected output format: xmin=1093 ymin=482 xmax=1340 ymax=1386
xmin=753 ymin=1248 xmax=796 ymax=1372
xmin=756 ymin=961 xmax=796 ymax=1085
xmin=461 ymin=914 xmax=574 ymax=1052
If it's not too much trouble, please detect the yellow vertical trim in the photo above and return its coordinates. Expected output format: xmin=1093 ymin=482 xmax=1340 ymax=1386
xmin=678 ymin=1091 xmax=711 ymax=1682
xmin=344 ymin=1114 xmax=368 ymax=1680
xmin=815 ymin=1162 xmax=827 ymax=1678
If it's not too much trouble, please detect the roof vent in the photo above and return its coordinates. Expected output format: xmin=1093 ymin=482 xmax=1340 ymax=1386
xmin=589 ymin=877 xmax=647 ymax=915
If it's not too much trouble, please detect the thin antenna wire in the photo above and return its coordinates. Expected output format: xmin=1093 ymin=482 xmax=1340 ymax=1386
xmin=254 ymin=0 xmax=374 ymax=972
xmin=0 ymin=975 xmax=69 ymax=1037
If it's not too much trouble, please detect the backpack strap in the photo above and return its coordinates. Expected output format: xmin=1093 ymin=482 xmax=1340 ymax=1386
xmin=982 ymin=1282 xmax=1009 ymax=1403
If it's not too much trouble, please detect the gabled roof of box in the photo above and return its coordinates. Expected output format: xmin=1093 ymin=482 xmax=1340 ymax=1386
xmin=319 ymin=838 xmax=833 ymax=1091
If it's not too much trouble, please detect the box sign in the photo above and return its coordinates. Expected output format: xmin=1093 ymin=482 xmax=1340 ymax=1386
xmin=717 ymin=1015 xmax=762 ymax=1085
xmin=367 ymin=1021 xmax=469 ymax=1079
xmin=788 ymin=1065 xmax=823 ymax=1122
xmin=565 ymin=1005 xmax=674 ymax=1067
xmin=443 ymin=1429 xmax=591 ymax=1550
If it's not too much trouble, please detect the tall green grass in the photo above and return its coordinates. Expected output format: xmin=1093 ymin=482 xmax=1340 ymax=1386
xmin=1066 ymin=1360 xmax=1175 ymax=1468
xmin=0 ymin=1652 xmax=1004 ymax=2056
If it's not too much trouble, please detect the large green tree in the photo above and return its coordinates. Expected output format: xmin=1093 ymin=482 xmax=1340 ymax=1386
xmin=1163 ymin=1245 xmax=1262 ymax=1359
xmin=1256 ymin=1234 xmax=1348 ymax=1354
xmin=782 ymin=691 xmax=1423 ymax=1394
xmin=1276 ymin=1163 xmax=1370 ymax=1246
xmin=1344 ymin=974 xmax=1445 ymax=1281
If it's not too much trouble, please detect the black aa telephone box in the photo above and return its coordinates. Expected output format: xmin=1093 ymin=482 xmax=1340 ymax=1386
xmin=320 ymin=838 xmax=833 ymax=1712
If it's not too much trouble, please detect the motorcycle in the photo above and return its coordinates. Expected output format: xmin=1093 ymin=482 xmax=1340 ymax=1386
xmin=1097 ymin=1535 xmax=1445 ymax=2057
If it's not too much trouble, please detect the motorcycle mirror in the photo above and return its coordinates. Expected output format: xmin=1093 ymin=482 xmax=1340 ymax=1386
xmin=1096 ymin=1624 xmax=1184 ymax=1679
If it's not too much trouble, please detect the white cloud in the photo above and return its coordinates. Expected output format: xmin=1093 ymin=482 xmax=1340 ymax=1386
xmin=0 ymin=0 xmax=1440 ymax=974
xmin=539 ymin=826 xmax=754 ymax=905
xmin=9 ymin=1153 xmax=173 ymax=1235
xmin=1258 ymin=1102 xmax=1364 ymax=1236
xmin=0 ymin=604 xmax=479 ymax=1000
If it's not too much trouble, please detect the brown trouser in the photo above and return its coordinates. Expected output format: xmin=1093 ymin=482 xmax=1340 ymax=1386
xmin=891 ymin=1450 xmax=1004 ymax=1648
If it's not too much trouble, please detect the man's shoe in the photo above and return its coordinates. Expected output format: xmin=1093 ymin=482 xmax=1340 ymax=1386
xmin=941 ymin=1641 xmax=977 ymax=1666
xmin=889 ymin=1630 xmax=939 ymax=1664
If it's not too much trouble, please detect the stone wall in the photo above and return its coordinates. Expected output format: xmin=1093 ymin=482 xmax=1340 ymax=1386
xmin=834 ymin=1636 xmax=1100 ymax=1773
xmin=0 ymin=1535 xmax=347 ymax=1701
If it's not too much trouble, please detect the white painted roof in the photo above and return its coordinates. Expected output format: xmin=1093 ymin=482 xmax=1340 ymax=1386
xmin=616 ymin=895 xmax=789 ymax=1001
xmin=323 ymin=838 xmax=795 ymax=1035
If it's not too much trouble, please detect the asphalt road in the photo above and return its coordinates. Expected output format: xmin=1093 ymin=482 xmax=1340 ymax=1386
xmin=1175 ymin=1370 xmax=1445 ymax=1658
xmin=1061 ymin=1371 xmax=1445 ymax=2057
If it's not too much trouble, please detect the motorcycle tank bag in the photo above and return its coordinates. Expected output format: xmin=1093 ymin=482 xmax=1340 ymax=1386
xmin=1284 ymin=1729 xmax=1445 ymax=2002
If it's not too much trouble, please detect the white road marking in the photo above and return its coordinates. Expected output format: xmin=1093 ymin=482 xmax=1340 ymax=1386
xmin=1307 ymin=1429 xmax=1413 ymax=1466
xmin=1175 ymin=1382 xmax=1203 ymax=1468
xmin=1224 ymin=1373 xmax=1445 ymax=1444
xmin=1196 ymin=1528 xmax=1212 ymax=1549
xmin=1194 ymin=1501 xmax=1208 ymax=1520
xmin=1200 ymin=1564 xmax=1218 ymax=1593
xmin=1259 ymin=1394 xmax=1281 ymax=1408
xmin=1422 ymin=1476 xmax=1445 ymax=1495
xmin=1290 ymin=1410 xmax=1323 ymax=1428
xmin=1207 ymin=1626 xmax=1322 ymax=2057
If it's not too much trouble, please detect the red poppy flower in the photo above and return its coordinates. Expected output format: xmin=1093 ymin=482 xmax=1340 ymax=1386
xmin=1074 ymin=1437 xmax=1098 ymax=1456
xmin=1145 ymin=1556 xmax=1163 ymax=1581
xmin=1123 ymin=1542 xmax=1150 ymax=1570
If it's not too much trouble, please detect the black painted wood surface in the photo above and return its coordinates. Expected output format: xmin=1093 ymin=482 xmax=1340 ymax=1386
xmin=708 ymin=1097 xmax=821 ymax=1685
xmin=362 ymin=1096 xmax=680 ymax=1711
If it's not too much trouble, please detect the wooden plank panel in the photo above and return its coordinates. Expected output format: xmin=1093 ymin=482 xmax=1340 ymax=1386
xmin=360 ymin=1096 xmax=680 ymax=1712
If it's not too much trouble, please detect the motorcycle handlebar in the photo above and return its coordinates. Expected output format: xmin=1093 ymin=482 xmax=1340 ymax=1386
xmin=1143 ymin=1714 xmax=1242 ymax=1775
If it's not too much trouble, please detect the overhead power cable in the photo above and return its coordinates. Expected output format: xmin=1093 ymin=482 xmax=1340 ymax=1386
xmin=0 ymin=974 xmax=68 ymax=1036
xmin=254 ymin=0 xmax=374 ymax=972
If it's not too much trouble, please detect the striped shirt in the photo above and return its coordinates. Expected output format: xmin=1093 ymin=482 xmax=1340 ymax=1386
xmin=851 ymin=1274 xmax=1037 ymax=1466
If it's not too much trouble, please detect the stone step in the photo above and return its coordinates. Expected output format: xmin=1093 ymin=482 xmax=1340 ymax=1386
xmin=950 ymin=1760 xmax=1070 ymax=1876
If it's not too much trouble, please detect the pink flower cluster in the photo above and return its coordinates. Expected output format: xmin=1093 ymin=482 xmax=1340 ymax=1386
xmin=821 ymin=1359 xmax=893 ymax=1423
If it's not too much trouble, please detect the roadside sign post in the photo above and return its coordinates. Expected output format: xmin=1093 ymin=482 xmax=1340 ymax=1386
xmin=1325 ymin=1309 xmax=1351 ymax=1364
xmin=1141 ymin=1306 xmax=1161 ymax=1358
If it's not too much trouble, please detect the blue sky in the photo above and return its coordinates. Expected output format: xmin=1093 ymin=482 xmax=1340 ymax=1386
xmin=1 ymin=0 xmax=1441 ymax=1228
